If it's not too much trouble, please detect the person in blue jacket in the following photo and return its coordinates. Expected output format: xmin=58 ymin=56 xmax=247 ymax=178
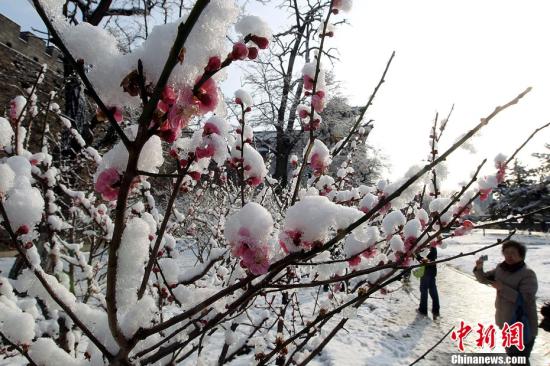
xmin=417 ymin=246 xmax=440 ymax=319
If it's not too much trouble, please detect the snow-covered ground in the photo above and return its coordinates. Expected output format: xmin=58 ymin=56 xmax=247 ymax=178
xmin=304 ymin=265 xmax=550 ymax=366
xmin=196 ymin=230 xmax=550 ymax=365
xmin=0 ymin=256 xmax=14 ymax=277
xmin=0 ymin=229 xmax=548 ymax=365
xmin=303 ymin=230 xmax=550 ymax=365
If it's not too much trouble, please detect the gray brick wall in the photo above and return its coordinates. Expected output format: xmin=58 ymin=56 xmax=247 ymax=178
xmin=0 ymin=13 xmax=64 ymax=115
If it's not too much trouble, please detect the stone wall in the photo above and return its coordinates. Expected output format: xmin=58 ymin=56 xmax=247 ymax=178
xmin=0 ymin=13 xmax=64 ymax=115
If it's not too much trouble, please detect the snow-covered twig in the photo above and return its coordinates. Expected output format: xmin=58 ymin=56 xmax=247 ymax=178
xmin=332 ymin=50 xmax=395 ymax=157
xmin=408 ymin=326 xmax=455 ymax=366
xmin=32 ymin=0 xmax=131 ymax=148
xmin=0 ymin=330 xmax=38 ymax=366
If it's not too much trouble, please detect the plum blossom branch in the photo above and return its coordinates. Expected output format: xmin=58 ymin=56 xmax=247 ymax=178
xmin=504 ymin=121 xmax=550 ymax=166
xmin=0 ymin=201 xmax=114 ymax=360
xmin=332 ymin=50 xmax=395 ymax=157
xmin=409 ymin=327 xmax=455 ymax=366
xmin=137 ymin=0 xmax=211 ymax=136
xmin=474 ymin=205 xmax=550 ymax=229
xmin=291 ymin=1 xmax=335 ymax=205
xmin=280 ymin=87 xmax=531 ymax=266
xmin=0 ymin=330 xmax=38 ymax=366
xmin=138 ymin=157 xmax=194 ymax=299
xmin=296 ymin=318 xmax=347 ymax=365
xmin=32 ymin=0 xmax=131 ymax=148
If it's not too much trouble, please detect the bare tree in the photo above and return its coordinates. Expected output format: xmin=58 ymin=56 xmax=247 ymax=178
xmin=242 ymin=0 xmax=338 ymax=188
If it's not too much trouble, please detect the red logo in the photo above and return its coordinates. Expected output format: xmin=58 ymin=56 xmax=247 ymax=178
xmin=450 ymin=321 xmax=524 ymax=352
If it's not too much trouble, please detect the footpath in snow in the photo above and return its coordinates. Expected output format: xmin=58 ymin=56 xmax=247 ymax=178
xmin=308 ymin=263 xmax=550 ymax=366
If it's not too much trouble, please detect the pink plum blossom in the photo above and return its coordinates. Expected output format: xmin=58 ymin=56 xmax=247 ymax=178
xmin=361 ymin=246 xmax=377 ymax=259
xmin=162 ymin=86 xmax=177 ymax=105
xmin=250 ymin=35 xmax=269 ymax=49
xmin=247 ymin=47 xmax=258 ymax=60
xmin=112 ymin=107 xmax=123 ymax=123
xmin=303 ymin=75 xmax=314 ymax=90
xmin=192 ymin=78 xmax=219 ymax=114
xmin=96 ymin=106 xmax=123 ymax=123
xmin=231 ymin=42 xmax=249 ymax=60
xmin=203 ymin=121 xmax=220 ymax=136
xmin=240 ymin=244 xmax=270 ymax=275
xmin=95 ymin=168 xmax=121 ymax=201
xmin=348 ymin=255 xmax=361 ymax=267
xmin=310 ymin=152 xmax=327 ymax=173
xmin=195 ymin=143 xmax=216 ymax=159
xmin=246 ymin=176 xmax=263 ymax=186
xmin=404 ymin=237 xmax=416 ymax=252
xmin=479 ymin=188 xmax=492 ymax=201
xmin=157 ymin=100 xmax=169 ymax=114
xmin=205 ymin=56 xmax=222 ymax=72
xmin=454 ymin=220 xmax=475 ymax=236
xmin=312 ymin=92 xmax=325 ymax=112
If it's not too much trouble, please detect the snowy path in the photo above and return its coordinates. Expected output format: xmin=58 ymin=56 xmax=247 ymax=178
xmin=310 ymin=264 xmax=550 ymax=366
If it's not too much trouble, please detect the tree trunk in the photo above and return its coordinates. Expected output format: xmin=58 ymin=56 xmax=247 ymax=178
xmin=274 ymin=130 xmax=291 ymax=188
xmin=62 ymin=59 xmax=90 ymax=154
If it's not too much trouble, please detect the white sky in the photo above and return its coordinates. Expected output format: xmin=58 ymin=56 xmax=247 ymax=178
xmin=332 ymin=0 xmax=550 ymax=189
xmin=2 ymin=0 xmax=549 ymax=190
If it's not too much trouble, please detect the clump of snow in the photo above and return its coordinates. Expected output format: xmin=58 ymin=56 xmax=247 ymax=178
xmin=415 ymin=208 xmax=429 ymax=226
xmin=403 ymin=218 xmax=421 ymax=239
xmin=428 ymin=197 xmax=454 ymax=224
xmin=0 ymin=293 xmax=35 ymax=345
xmin=9 ymin=96 xmax=26 ymax=121
xmin=29 ymin=337 xmax=82 ymax=365
xmin=0 ymin=163 xmax=15 ymax=195
xmin=235 ymin=89 xmax=253 ymax=108
xmin=116 ymin=218 xmax=151 ymax=312
xmin=333 ymin=0 xmax=353 ymax=12
xmin=235 ymin=15 xmax=272 ymax=39
xmin=429 ymin=197 xmax=452 ymax=214
xmin=234 ymin=144 xmax=267 ymax=186
xmin=225 ymin=203 xmax=273 ymax=248
xmin=477 ymin=175 xmax=498 ymax=190
xmin=120 ymin=295 xmax=157 ymax=338
xmin=381 ymin=210 xmax=406 ymax=236
xmin=3 ymin=176 xmax=44 ymax=232
xmin=225 ymin=203 xmax=273 ymax=275
xmin=382 ymin=165 xmax=425 ymax=208
xmin=302 ymin=62 xmax=326 ymax=91
xmin=389 ymin=235 xmax=405 ymax=252
xmin=308 ymin=139 xmax=331 ymax=173
xmin=96 ymin=127 xmax=163 ymax=183
xmin=343 ymin=225 xmax=379 ymax=258
xmin=14 ymin=270 xmax=76 ymax=311
xmin=279 ymin=196 xmax=362 ymax=253
xmin=191 ymin=116 xmax=230 ymax=165
xmin=6 ymin=156 xmax=32 ymax=179
xmin=0 ymin=117 xmax=14 ymax=149
xmin=48 ymin=0 xmax=239 ymax=106
xmin=358 ymin=193 xmax=378 ymax=213
xmin=158 ymin=258 xmax=179 ymax=286
xmin=316 ymin=175 xmax=335 ymax=193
